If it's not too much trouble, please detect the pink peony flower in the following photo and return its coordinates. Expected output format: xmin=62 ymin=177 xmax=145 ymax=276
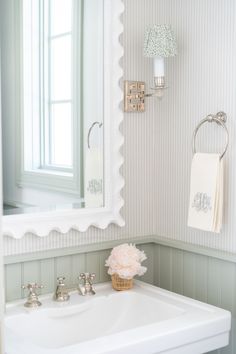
xmin=105 ymin=244 xmax=147 ymax=279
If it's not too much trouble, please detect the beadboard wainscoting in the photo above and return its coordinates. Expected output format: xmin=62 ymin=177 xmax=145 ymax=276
xmin=4 ymin=242 xmax=155 ymax=303
xmin=4 ymin=237 xmax=236 ymax=354
xmin=154 ymin=244 xmax=236 ymax=354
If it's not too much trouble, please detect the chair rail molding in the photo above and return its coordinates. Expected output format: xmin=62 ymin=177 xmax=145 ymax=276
xmin=2 ymin=0 xmax=125 ymax=239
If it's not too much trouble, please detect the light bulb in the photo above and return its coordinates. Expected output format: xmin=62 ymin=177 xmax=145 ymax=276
xmin=153 ymin=57 xmax=164 ymax=77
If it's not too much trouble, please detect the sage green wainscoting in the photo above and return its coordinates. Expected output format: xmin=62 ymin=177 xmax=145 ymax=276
xmin=153 ymin=244 xmax=236 ymax=354
xmin=4 ymin=236 xmax=236 ymax=354
xmin=4 ymin=242 xmax=155 ymax=302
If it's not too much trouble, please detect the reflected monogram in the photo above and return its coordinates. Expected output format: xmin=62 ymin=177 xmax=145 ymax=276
xmin=87 ymin=179 xmax=103 ymax=194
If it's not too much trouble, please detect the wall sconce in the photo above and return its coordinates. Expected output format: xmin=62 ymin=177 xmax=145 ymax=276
xmin=124 ymin=24 xmax=177 ymax=112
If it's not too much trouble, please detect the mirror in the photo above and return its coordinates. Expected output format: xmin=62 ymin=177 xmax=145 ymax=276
xmin=1 ymin=0 xmax=105 ymax=216
xmin=1 ymin=0 xmax=124 ymax=237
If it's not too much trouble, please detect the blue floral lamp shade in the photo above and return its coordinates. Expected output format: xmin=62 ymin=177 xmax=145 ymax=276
xmin=143 ymin=24 xmax=177 ymax=98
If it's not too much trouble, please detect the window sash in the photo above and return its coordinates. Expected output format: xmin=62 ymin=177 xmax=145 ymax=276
xmin=40 ymin=0 xmax=74 ymax=171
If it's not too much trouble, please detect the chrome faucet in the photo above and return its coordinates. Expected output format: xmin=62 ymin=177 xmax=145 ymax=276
xmin=78 ymin=273 xmax=96 ymax=296
xmin=53 ymin=276 xmax=70 ymax=302
xmin=22 ymin=283 xmax=44 ymax=308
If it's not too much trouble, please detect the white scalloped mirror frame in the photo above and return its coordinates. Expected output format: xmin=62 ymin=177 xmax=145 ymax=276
xmin=2 ymin=0 xmax=124 ymax=238
xmin=0 ymin=63 xmax=4 ymax=353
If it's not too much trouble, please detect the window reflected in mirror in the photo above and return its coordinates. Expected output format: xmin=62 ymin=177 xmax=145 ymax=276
xmin=1 ymin=0 xmax=104 ymax=215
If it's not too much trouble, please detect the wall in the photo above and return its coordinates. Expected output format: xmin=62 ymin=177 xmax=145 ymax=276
xmin=153 ymin=0 xmax=236 ymax=252
xmin=3 ymin=0 xmax=159 ymax=256
xmin=4 ymin=0 xmax=236 ymax=256
xmin=2 ymin=1 xmax=236 ymax=352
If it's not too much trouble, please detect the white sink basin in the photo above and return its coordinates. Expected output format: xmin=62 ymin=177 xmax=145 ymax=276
xmin=5 ymin=280 xmax=231 ymax=354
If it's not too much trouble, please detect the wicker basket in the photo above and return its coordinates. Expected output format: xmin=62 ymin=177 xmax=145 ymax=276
xmin=111 ymin=274 xmax=133 ymax=291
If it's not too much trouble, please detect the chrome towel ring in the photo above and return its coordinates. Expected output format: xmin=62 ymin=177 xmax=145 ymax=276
xmin=192 ymin=111 xmax=229 ymax=160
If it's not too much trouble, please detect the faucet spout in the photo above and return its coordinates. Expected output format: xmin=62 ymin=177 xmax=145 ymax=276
xmin=78 ymin=273 xmax=96 ymax=296
xmin=78 ymin=284 xmax=86 ymax=296
xmin=53 ymin=277 xmax=70 ymax=302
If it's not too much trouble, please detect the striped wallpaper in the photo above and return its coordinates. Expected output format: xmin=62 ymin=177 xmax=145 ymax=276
xmin=3 ymin=0 xmax=158 ymax=255
xmin=154 ymin=0 xmax=236 ymax=252
xmin=4 ymin=0 xmax=236 ymax=255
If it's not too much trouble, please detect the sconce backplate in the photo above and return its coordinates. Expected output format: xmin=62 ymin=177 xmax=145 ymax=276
xmin=124 ymin=81 xmax=145 ymax=112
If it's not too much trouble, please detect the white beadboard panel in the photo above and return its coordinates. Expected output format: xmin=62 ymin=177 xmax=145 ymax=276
xmin=3 ymin=0 xmax=158 ymax=256
xmin=154 ymin=0 xmax=236 ymax=252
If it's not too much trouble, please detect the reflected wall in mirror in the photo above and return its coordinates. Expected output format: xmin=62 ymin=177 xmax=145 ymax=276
xmin=1 ymin=0 xmax=104 ymax=216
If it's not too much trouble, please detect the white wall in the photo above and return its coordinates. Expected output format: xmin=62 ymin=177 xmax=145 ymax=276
xmin=3 ymin=0 xmax=236 ymax=255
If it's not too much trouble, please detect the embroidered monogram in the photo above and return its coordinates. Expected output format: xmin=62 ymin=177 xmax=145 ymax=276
xmin=192 ymin=192 xmax=212 ymax=212
xmin=87 ymin=179 xmax=103 ymax=194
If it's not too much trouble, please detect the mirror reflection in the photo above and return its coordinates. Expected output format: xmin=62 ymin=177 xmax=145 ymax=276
xmin=1 ymin=0 xmax=104 ymax=215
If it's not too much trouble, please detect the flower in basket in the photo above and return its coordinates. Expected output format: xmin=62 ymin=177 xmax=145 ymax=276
xmin=105 ymin=243 xmax=147 ymax=280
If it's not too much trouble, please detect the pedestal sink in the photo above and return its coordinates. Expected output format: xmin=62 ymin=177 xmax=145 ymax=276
xmin=5 ymin=280 xmax=231 ymax=354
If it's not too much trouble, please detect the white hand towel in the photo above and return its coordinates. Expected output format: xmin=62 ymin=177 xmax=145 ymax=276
xmin=188 ymin=153 xmax=223 ymax=233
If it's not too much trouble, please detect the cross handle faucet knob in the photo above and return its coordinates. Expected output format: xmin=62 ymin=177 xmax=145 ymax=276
xmin=21 ymin=283 xmax=44 ymax=308
xmin=22 ymin=283 xmax=44 ymax=291
xmin=57 ymin=277 xmax=66 ymax=285
xmin=79 ymin=273 xmax=95 ymax=281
